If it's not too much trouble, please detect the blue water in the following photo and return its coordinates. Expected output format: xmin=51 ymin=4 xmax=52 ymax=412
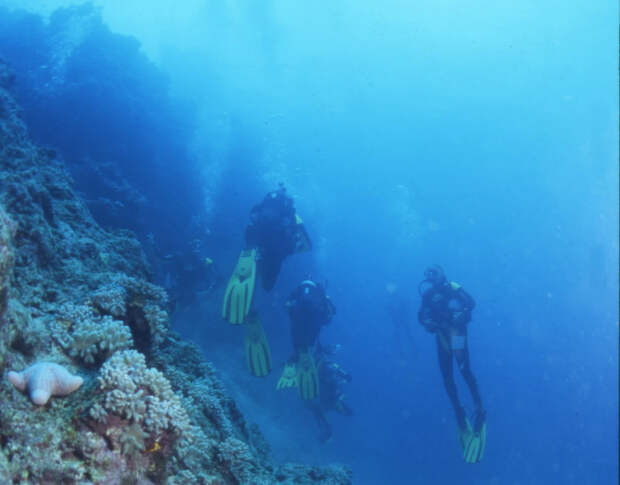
xmin=0 ymin=1 xmax=617 ymax=484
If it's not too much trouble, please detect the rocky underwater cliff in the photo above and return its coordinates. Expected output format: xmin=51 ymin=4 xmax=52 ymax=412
xmin=0 ymin=57 xmax=351 ymax=484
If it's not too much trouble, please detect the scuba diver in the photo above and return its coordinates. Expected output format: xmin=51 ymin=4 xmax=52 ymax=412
xmin=222 ymin=185 xmax=311 ymax=377
xmin=159 ymin=241 xmax=221 ymax=314
xmin=222 ymin=185 xmax=311 ymax=324
xmin=276 ymin=279 xmax=336 ymax=401
xmin=309 ymin=345 xmax=353 ymax=444
xmin=417 ymin=265 xmax=487 ymax=464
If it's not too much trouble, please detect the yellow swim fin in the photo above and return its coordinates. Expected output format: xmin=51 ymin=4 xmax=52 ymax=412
xmin=458 ymin=414 xmax=486 ymax=464
xmin=222 ymin=249 xmax=256 ymax=324
xmin=297 ymin=349 xmax=319 ymax=400
xmin=244 ymin=314 xmax=272 ymax=377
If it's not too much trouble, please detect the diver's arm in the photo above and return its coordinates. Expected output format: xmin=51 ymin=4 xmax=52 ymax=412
xmin=454 ymin=288 xmax=475 ymax=324
xmin=418 ymin=303 xmax=437 ymax=332
xmin=458 ymin=288 xmax=475 ymax=310
xmin=285 ymin=289 xmax=299 ymax=318
xmin=322 ymin=296 xmax=336 ymax=325
xmin=244 ymin=202 xmax=264 ymax=249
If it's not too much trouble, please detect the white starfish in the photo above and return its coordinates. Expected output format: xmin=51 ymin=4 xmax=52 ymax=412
xmin=7 ymin=362 xmax=83 ymax=405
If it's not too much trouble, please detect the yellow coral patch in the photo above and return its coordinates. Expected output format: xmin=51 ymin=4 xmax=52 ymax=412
xmin=146 ymin=441 xmax=161 ymax=453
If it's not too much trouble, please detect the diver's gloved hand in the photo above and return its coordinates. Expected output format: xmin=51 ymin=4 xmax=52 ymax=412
xmin=452 ymin=311 xmax=467 ymax=326
xmin=222 ymin=249 xmax=257 ymax=324
xmin=276 ymin=363 xmax=298 ymax=390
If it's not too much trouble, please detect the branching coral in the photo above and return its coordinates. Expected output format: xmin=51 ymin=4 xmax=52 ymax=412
xmin=51 ymin=302 xmax=133 ymax=365
xmin=142 ymin=302 xmax=168 ymax=344
xmin=92 ymin=350 xmax=191 ymax=441
xmin=87 ymin=284 xmax=127 ymax=318
xmin=68 ymin=314 xmax=132 ymax=365
xmin=88 ymin=276 xmax=169 ymax=348
xmin=118 ymin=422 xmax=149 ymax=456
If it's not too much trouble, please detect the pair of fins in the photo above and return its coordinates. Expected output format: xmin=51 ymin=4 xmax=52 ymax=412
xmin=223 ymin=216 xmax=312 ymax=378
xmin=246 ymin=333 xmax=319 ymax=398
xmin=220 ymin=250 xmax=270 ymax=377
xmin=276 ymin=349 xmax=320 ymax=400
xmin=458 ymin=409 xmax=487 ymax=464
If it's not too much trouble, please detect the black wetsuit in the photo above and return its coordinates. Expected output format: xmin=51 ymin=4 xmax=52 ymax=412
xmin=418 ymin=281 xmax=482 ymax=426
xmin=286 ymin=281 xmax=334 ymax=359
xmin=244 ymin=189 xmax=299 ymax=291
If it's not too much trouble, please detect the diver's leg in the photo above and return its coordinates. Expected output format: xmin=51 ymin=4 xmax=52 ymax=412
xmin=436 ymin=334 xmax=466 ymax=428
xmin=311 ymin=404 xmax=332 ymax=443
xmin=259 ymin=256 xmax=282 ymax=291
xmin=334 ymin=394 xmax=353 ymax=416
xmin=453 ymin=334 xmax=483 ymax=410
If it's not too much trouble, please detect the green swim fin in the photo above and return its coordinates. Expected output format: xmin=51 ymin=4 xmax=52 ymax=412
xmin=297 ymin=349 xmax=319 ymax=400
xmin=458 ymin=411 xmax=486 ymax=464
xmin=222 ymin=249 xmax=257 ymax=324
xmin=244 ymin=314 xmax=272 ymax=377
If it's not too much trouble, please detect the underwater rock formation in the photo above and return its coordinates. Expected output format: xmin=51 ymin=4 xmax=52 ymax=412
xmin=0 ymin=58 xmax=352 ymax=483
xmin=0 ymin=4 xmax=205 ymax=252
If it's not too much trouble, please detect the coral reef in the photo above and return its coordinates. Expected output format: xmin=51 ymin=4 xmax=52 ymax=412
xmin=0 ymin=203 xmax=15 ymax=315
xmin=0 ymin=56 xmax=352 ymax=483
